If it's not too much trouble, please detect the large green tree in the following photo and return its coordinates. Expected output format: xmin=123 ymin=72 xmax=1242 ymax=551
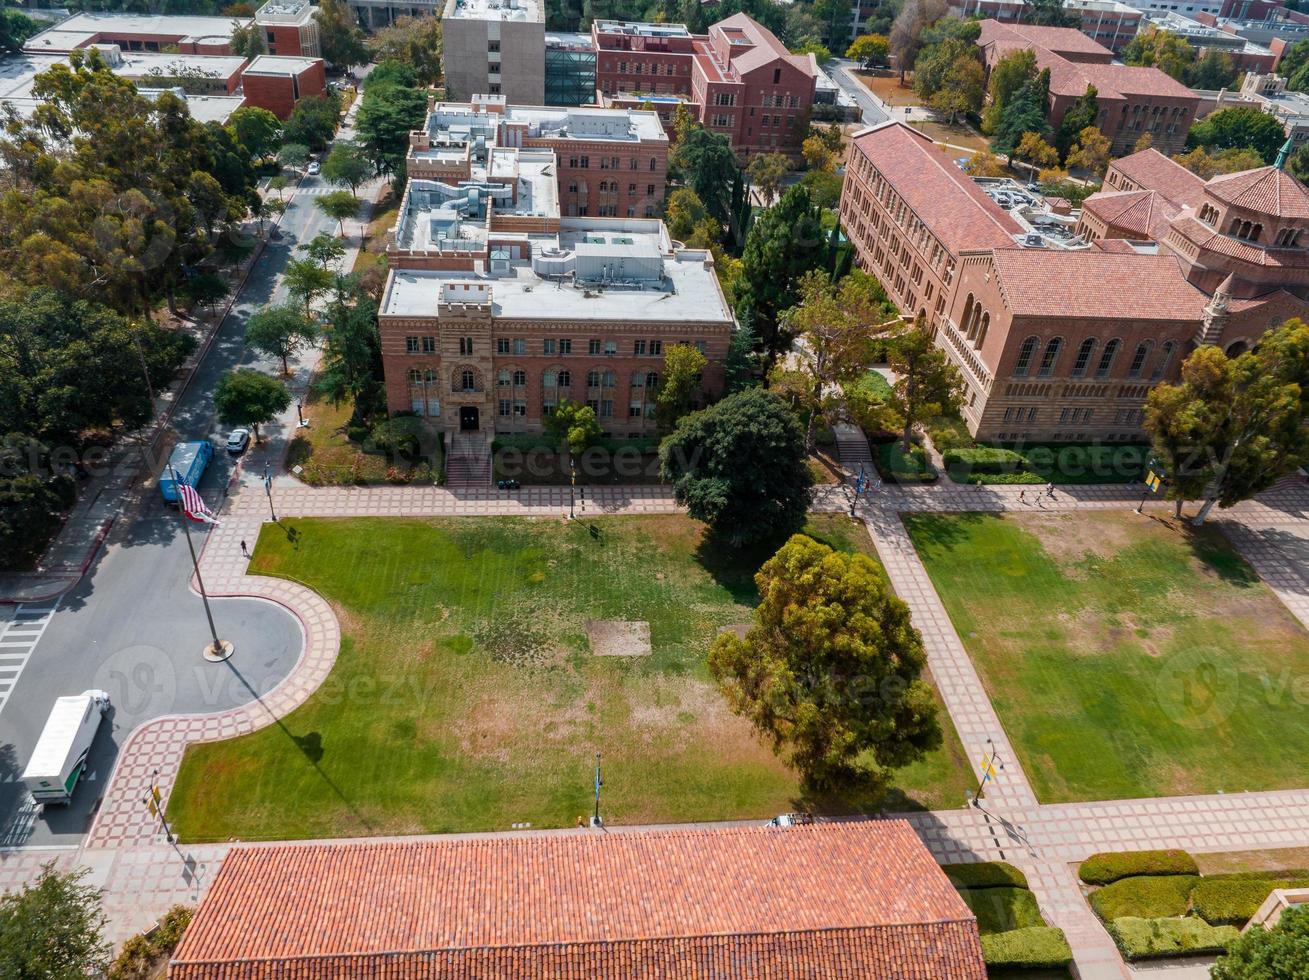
xmin=1123 ymin=25 xmax=1195 ymax=80
xmin=214 ymin=368 xmax=291 ymax=440
xmin=884 ymin=313 xmax=964 ymax=451
xmin=322 ymin=142 xmax=371 ymax=194
xmin=0 ymin=863 xmax=109 ymax=978
xmin=1280 ymin=38 xmax=1309 ymax=91
xmin=356 ymin=70 xmax=428 ymax=177
xmin=315 ymin=274 xmax=383 ymax=419
xmin=545 ymin=398 xmax=603 ymax=454
xmin=990 ymin=70 xmax=1051 ymax=156
xmin=1145 ymin=321 xmax=1309 ymax=524
xmin=735 ymin=184 xmax=830 ymax=360
xmin=1212 ymin=905 xmax=1309 ymax=979
xmin=0 ymin=439 xmax=77 ymax=571
xmin=367 ymin=15 xmax=443 ymax=85
xmin=659 ymin=387 xmax=813 ymax=547
xmin=670 ymin=124 xmax=737 ymax=222
xmin=708 ymin=534 xmax=941 ymax=790
xmin=982 ymin=47 xmax=1038 ymax=135
xmin=316 ymin=190 xmax=362 ymax=237
xmin=283 ymin=93 xmax=341 ymax=152
xmin=245 ymin=303 xmax=319 ymax=375
xmin=1186 ymin=106 xmax=1287 ymax=163
xmin=227 ymin=106 xmax=281 ymax=160
xmin=316 ymin=0 xmax=368 ymax=69
xmin=1054 ymin=84 xmax=1097 ymax=158
xmin=655 ymin=342 xmax=708 ymax=432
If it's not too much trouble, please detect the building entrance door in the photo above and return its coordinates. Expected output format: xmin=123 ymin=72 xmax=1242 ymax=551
xmin=460 ymin=406 xmax=480 ymax=431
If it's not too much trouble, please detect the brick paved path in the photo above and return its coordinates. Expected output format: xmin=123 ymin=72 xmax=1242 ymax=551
xmin=8 ymin=473 xmax=1309 ymax=975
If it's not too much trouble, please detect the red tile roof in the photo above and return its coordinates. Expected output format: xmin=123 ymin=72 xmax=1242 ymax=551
xmin=1206 ymin=166 xmax=1309 ymax=219
xmin=1044 ymin=58 xmax=1196 ymax=101
xmin=709 ymin=13 xmax=815 ymax=79
xmin=978 ymin=19 xmax=1112 ymax=59
xmin=990 ymin=246 xmax=1209 ymax=320
xmin=1081 ymin=188 xmax=1180 ymax=240
xmin=169 ymin=822 xmax=987 ymax=980
xmin=1107 ymin=148 xmax=1206 ymax=208
xmin=1169 ymin=214 xmax=1309 ymax=269
xmin=850 ymin=121 xmax=1023 ymax=255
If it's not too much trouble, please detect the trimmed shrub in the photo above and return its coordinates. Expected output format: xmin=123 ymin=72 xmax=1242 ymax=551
xmin=942 ymin=861 xmax=1030 ymax=890
xmin=1191 ymin=878 xmax=1309 ymax=927
xmin=1079 ymin=850 xmax=1199 ymax=885
xmin=1108 ymin=916 xmax=1240 ymax=961
xmin=926 ymin=413 xmax=974 ymax=453
xmin=876 ymin=440 xmax=937 ymax=484
xmin=943 ymin=447 xmax=1027 ymax=476
xmin=1204 ymin=869 xmax=1309 ymax=882
xmin=979 ymin=926 xmax=1074 ymax=970
xmin=1090 ymin=875 xmax=1200 ymax=921
xmin=959 ymin=885 xmax=1045 ymax=935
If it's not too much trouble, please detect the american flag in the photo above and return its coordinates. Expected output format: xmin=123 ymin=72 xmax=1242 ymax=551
xmin=179 ymin=482 xmax=220 ymax=526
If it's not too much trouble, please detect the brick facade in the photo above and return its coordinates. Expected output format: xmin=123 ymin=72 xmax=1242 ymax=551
xmin=240 ymin=57 xmax=327 ymax=120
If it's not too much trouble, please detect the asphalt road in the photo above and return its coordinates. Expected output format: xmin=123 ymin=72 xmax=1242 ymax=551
xmin=829 ymin=60 xmax=891 ymax=127
xmin=0 ymin=155 xmax=353 ymax=847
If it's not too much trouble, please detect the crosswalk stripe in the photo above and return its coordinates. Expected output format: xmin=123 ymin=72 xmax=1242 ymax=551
xmin=0 ymin=601 xmax=59 ymax=716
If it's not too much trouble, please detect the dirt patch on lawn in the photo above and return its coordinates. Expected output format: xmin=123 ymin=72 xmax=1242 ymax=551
xmin=587 ymin=619 xmax=651 ymax=657
xmin=717 ymin=624 xmax=750 ymax=641
xmin=1010 ymin=511 xmax=1141 ymax=566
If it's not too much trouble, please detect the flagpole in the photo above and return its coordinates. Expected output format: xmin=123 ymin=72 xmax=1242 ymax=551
xmin=168 ymin=463 xmax=232 ymax=663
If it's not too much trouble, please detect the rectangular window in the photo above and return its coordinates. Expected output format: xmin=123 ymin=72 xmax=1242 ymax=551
xmin=406 ymin=336 xmax=419 ymax=353
xmin=458 ymin=337 xmax=473 ymax=355
xmin=604 ymin=340 xmax=617 ymax=356
xmin=600 ymin=400 xmax=614 ymax=418
xmin=497 ymin=338 xmax=510 ymax=354
xmin=649 ymin=339 xmax=662 ymax=355
xmin=543 ymin=338 xmax=556 ymax=354
xmin=514 ymin=401 xmax=527 ymax=417
xmin=634 ymin=339 xmax=646 ymax=356
xmin=559 ymin=339 xmax=572 ymax=355
xmin=513 ymin=338 xmax=526 ymax=355
xmin=589 ymin=339 xmax=602 ymax=355
xmin=423 ymin=336 xmax=436 ymax=353
xmin=498 ymin=399 xmax=511 ymax=417
xmin=489 ymin=40 xmax=500 ymax=51
xmin=630 ymin=403 xmax=643 ymax=417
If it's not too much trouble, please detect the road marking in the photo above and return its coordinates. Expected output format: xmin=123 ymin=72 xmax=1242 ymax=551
xmin=0 ymin=600 xmax=60 ymax=716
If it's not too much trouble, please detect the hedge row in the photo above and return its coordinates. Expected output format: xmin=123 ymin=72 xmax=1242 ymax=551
xmin=942 ymin=447 xmax=1027 ymax=475
xmin=1089 ymin=875 xmax=1200 ymax=921
xmin=1191 ymin=877 xmax=1309 ymax=926
xmin=1079 ymin=850 xmax=1200 ymax=885
xmin=493 ymin=434 xmax=660 ymax=454
xmin=1107 ymin=916 xmax=1240 ymax=961
xmin=978 ymin=926 xmax=1074 ymax=970
xmin=942 ymin=861 xmax=1029 ymax=890
xmin=959 ymin=886 xmax=1046 ymax=935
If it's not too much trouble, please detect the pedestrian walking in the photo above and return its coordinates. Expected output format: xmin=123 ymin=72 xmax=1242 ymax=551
xmin=1046 ymin=482 xmax=1055 ymax=499
xmin=240 ymin=539 xmax=250 ymax=559
xmin=1019 ymin=489 xmax=1026 ymax=503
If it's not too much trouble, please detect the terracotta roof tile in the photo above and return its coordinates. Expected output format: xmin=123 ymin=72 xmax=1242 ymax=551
xmin=1082 ymin=188 xmax=1182 ymax=239
xmin=990 ymin=246 xmax=1208 ymax=320
xmin=1107 ymin=149 xmax=1206 ymax=208
xmin=169 ymin=822 xmax=987 ymax=980
xmin=1169 ymin=214 xmax=1309 ymax=269
xmin=849 ymin=121 xmax=1023 ymax=255
xmin=1206 ymin=166 xmax=1309 ymax=219
xmin=978 ymin=19 xmax=1112 ymax=59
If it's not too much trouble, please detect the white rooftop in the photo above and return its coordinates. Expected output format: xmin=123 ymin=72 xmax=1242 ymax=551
xmin=243 ymin=55 xmax=321 ymax=74
xmin=139 ymin=88 xmax=247 ymax=123
xmin=593 ymin=20 xmax=692 ymax=37
xmin=446 ymin=0 xmax=542 ymax=23
xmin=24 ymin=11 xmax=248 ymax=52
xmin=425 ymin=101 xmax=666 ymax=143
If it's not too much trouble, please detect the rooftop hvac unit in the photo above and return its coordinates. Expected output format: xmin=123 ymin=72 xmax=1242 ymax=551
xmin=532 ymin=249 xmax=575 ymax=277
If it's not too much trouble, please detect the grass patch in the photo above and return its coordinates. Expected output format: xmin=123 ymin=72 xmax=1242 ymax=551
xmin=960 ymin=886 xmax=1046 ymax=935
xmin=168 ymin=514 xmax=971 ymax=842
xmin=904 ymin=511 xmax=1309 ymax=802
xmin=351 ymin=186 xmax=399 ymax=275
xmin=980 ymin=927 xmax=1074 ymax=973
xmin=1194 ymin=847 xmax=1309 ymax=875
xmin=947 ymin=443 xmax=1148 ymax=485
xmin=909 ymin=119 xmax=990 ymax=153
xmin=286 ymin=391 xmax=441 ymax=485
xmin=1107 ymin=917 xmax=1239 ymax=961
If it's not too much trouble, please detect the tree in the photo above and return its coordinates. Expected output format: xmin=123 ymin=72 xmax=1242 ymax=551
xmin=1281 ymin=38 xmax=1309 ymax=91
xmin=277 ymin=142 xmax=310 ymax=173
xmin=670 ymin=125 xmax=737 ymax=221
xmin=659 ymin=387 xmax=813 ymax=547
xmin=322 ymin=142 xmax=371 ymax=194
xmin=801 ymin=133 xmax=837 ymax=172
xmin=964 ymin=150 xmax=1008 ymax=176
xmin=656 ymin=342 xmax=708 ymax=431
xmin=927 ymin=54 xmax=985 ymax=125
xmin=1172 ymin=145 xmax=1265 ymax=178
xmin=770 ymin=270 xmax=895 ymax=451
xmin=989 ymin=72 xmax=1051 ymax=157
xmin=982 ymin=48 xmax=1038 ymax=135
xmin=1188 ymin=49 xmax=1237 ymax=89
xmin=214 ymin=368 xmax=290 ymax=440
xmin=1145 ymin=322 xmax=1309 ymax=525
xmin=1292 ymin=143 xmax=1309 ymax=184
xmin=735 ymin=184 xmax=830 ymax=359
xmin=1186 ymin=107 xmax=1287 ymax=164
xmin=888 ymin=0 xmax=948 ymax=82
xmin=227 ymin=106 xmax=281 ymax=160
xmin=356 ymin=76 xmax=428 ymax=176
xmin=0 ymin=438 xmax=76 ymax=571
xmin=885 ymin=314 xmax=964 ymax=450
xmin=1014 ymin=131 xmax=1060 ymax=176
xmin=1134 ymin=132 xmax=1155 ymax=153
xmin=847 ymin=33 xmax=890 ymax=69
xmin=301 ymin=232 xmax=347 ymax=269
xmin=725 ymin=320 xmax=761 ymax=393
xmin=283 ymin=258 xmax=335 ymax=314
xmin=708 ymin=534 xmax=941 ymax=790
xmin=367 ymin=15 xmax=443 ymax=86
xmin=1123 ymin=25 xmax=1195 ymax=80
xmin=317 ymin=190 xmax=361 ymax=237
xmin=316 ymin=0 xmax=368 ymax=69
xmin=665 ymin=188 xmax=709 ymax=241
xmin=0 ymin=863 xmax=109 ymax=978
xmin=1026 ymin=0 xmax=1077 ymax=26
xmin=747 ymin=152 xmax=790 ymax=205
xmin=1212 ymin=905 xmax=1309 ymax=979
xmin=284 ymin=94 xmax=341 ymax=152
xmin=1065 ymin=126 xmax=1112 ymax=177
xmin=229 ymin=18 xmax=267 ymax=58
xmin=245 ymin=303 xmax=319 ymax=375
xmin=1054 ymin=84 xmax=1097 ymax=157
xmin=545 ymin=398 xmax=602 ymax=454
xmin=317 ymin=273 xmax=382 ymax=416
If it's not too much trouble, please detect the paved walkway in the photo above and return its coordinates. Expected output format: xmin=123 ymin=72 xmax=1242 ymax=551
xmin=9 ymin=459 xmax=1309 ymax=977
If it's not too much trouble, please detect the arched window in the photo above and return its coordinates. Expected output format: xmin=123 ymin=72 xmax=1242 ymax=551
xmin=961 ymin=293 xmax=975 ymax=333
xmin=1127 ymin=341 xmax=1153 ymax=378
xmin=498 ymin=369 xmax=512 ymax=386
xmin=408 ymin=368 xmax=422 ymax=383
xmin=976 ymin=312 xmax=989 ymax=348
xmin=1095 ymin=338 xmax=1121 ymax=378
xmin=1013 ymin=336 xmax=1040 ymax=377
xmin=645 ymin=371 xmax=659 ymax=389
xmin=1071 ymin=338 xmax=1096 ymax=378
xmin=1151 ymin=341 xmax=1176 ymax=381
xmin=1037 ymin=337 xmax=1063 ymax=377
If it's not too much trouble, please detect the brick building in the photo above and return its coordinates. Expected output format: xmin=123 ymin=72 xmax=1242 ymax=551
xmin=169 ymin=824 xmax=987 ymax=979
xmin=382 ymin=95 xmax=727 ymax=441
xmin=407 ymin=95 xmax=668 ymax=219
xmin=254 ymin=0 xmax=321 ymax=58
xmin=594 ymin=14 xmax=818 ymax=160
xmin=950 ymin=0 xmax=1145 ymax=53
xmin=840 ymin=121 xmax=1309 ymax=442
xmin=238 ymin=55 xmax=327 ymax=119
xmin=978 ymin=19 xmax=1202 ymax=154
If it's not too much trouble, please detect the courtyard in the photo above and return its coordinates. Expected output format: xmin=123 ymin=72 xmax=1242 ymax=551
xmin=167 ymin=513 xmax=971 ymax=842
xmin=905 ymin=510 xmax=1309 ymax=802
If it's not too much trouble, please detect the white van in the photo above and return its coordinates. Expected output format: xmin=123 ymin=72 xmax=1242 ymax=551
xmin=21 ymin=691 xmax=110 ymax=806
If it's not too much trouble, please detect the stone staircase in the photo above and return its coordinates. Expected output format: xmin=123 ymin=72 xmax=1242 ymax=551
xmin=833 ymin=423 xmax=875 ymax=479
xmin=446 ymin=432 xmax=491 ymax=490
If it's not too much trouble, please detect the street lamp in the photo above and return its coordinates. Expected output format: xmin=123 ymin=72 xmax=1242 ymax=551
xmin=263 ymin=462 xmax=278 ymax=523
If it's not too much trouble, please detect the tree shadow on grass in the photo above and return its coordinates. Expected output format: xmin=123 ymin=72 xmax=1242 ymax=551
xmin=898 ymin=510 xmax=987 ymax=553
xmin=692 ymin=529 xmax=791 ymax=606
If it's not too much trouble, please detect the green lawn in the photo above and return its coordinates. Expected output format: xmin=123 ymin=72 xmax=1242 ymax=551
xmin=945 ymin=443 xmax=1149 ymax=485
xmin=905 ymin=511 xmax=1309 ymax=802
xmin=168 ymin=514 xmax=971 ymax=841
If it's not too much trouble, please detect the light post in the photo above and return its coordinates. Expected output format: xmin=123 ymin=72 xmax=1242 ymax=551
xmin=263 ymin=462 xmax=278 ymax=523
xmin=971 ymin=738 xmax=1003 ymax=807
xmin=568 ymin=452 xmax=577 ymax=520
